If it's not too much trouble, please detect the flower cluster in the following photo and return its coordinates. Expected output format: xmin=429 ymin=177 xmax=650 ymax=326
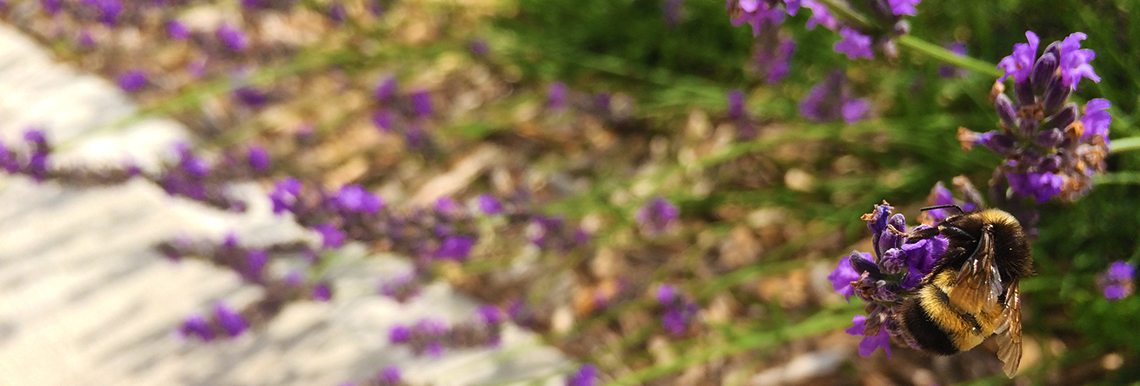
xmin=178 ymin=302 xmax=250 ymax=342
xmin=920 ymin=177 xmax=983 ymax=224
xmin=636 ymin=196 xmax=679 ymax=236
xmin=158 ymin=235 xmax=332 ymax=340
xmin=749 ymin=24 xmax=796 ymax=84
xmin=655 ymin=284 xmax=699 ymax=336
xmin=827 ymin=202 xmax=948 ymax=356
xmin=388 ymin=306 xmax=504 ymax=356
xmin=1097 ymin=261 xmax=1136 ymax=300
xmin=726 ymin=0 xmax=921 ymax=60
xmin=799 ymin=71 xmax=870 ymax=124
xmin=959 ymin=31 xmax=1109 ymax=203
xmin=0 ymin=129 xmax=271 ymax=209
xmin=370 ymin=75 xmax=438 ymax=151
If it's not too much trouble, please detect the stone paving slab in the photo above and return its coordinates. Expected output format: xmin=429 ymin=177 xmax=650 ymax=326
xmin=0 ymin=23 xmax=567 ymax=386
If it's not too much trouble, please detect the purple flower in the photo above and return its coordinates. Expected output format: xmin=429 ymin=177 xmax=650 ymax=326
xmin=477 ymin=194 xmax=502 ymax=215
xmin=469 ymin=38 xmax=489 ymax=56
xmin=336 ymin=185 xmax=383 ymax=213
xmin=1006 ymin=171 xmax=1064 ymax=203
xmin=117 ymin=70 xmax=148 ymax=92
xmin=372 ymin=109 xmax=394 ymax=131
xmin=167 ymin=20 xmax=190 ymax=40
xmin=845 ymin=315 xmax=891 ymax=357
xmin=233 ymin=87 xmax=269 ymax=108
xmin=728 ymin=0 xmax=785 ymax=36
xmin=548 ymin=82 xmax=567 ymax=110
xmin=269 ymin=177 xmax=302 ymax=214
xmin=242 ymin=249 xmax=268 ymax=282
xmin=924 ymin=181 xmax=978 ymax=223
xmin=998 ymin=31 xmax=1040 ymax=83
xmin=411 ymin=90 xmax=433 ymax=117
xmin=1081 ymin=98 xmax=1111 ymax=142
xmin=213 ymin=303 xmax=248 ymax=337
xmin=216 ymin=24 xmax=249 ymax=52
xmin=379 ymin=366 xmax=401 ymax=383
xmin=635 ymin=196 xmax=679 ymax=235
xmin=178 ymin=315 xmax=215 ymax=341
xmin=565 ymin=363 xmax=599 ymax=386
xmin=435 ymin=236 xmax=474 ymax=261
xmin=379 ymin=271 xmax=421 ymax=302
xmin=727 ymin=90 xmax=744 ymax=119
xmin=389 ymin=325 xmax=411 ymax=343
xmin=842 ymin=98 xmax=870 ymax=124
xmin=312 ymin=283 xmax=332 ymax=301
xmin=834 ymin=28 xmax=874 ymax=60
xmin=799 ymin=71 xmax=871 ymax=124
xmin=663 ymin=0 xmax=684 ymax=26
xmin=827 ymin=252 xmax=861 ymax=301
xmin=939 ymin=42 xmax=969 ymax=78
xmin=247 ymin=145 xmax=270 ymax=172
xmin=476 ymin=305 xmax=503 ymax=325
xmin=801 ymin=0 xmax=838 ymax=30
xmin=315 ymin=223 xmax=346 ymax=248
xmin=41 ymin=0 xmax=60 ymax=14
xmin=374 ymin=76 xmax=398 ymax=102
xmin=656 ymin=284 xmax=677 ymax=304
xmin=1057 ymin=32 xmax=1100 ymax=88
xmin=886 ymin=0 xmax=920 ymax=16
xmin=1099 ymin=261 xmax=1135 ymax=300
xmin=326 ymin=0 xmax=346 ymax=23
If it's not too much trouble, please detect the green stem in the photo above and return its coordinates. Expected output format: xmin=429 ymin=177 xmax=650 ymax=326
xmin=1109 ymin=137 xmax=1140 ymax=153
xmin=897 ymin=35 xmax=1003 ymax=78
xmin=1093 ymin=172 xmax=1140 ymax=185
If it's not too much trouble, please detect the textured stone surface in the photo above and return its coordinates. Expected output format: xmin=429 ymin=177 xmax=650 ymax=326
xmin=0 ymin=24 xmax=567 ymax=386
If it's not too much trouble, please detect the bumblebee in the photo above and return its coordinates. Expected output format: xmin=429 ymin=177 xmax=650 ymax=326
xmin=895 ymin=206 xmax=1035 ymax=377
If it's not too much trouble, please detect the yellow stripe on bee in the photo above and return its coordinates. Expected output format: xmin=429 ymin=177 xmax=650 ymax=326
xmin=922 ymin=271 xmax=1006 ymax=352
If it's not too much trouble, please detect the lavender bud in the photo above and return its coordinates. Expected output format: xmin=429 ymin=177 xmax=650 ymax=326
xmin=983 ymin=132 xmax=1015 ymax=155
xmin=873 ymin=281 xmax=901 ymax=302
xmin=1041 ymin=102 xmax=1078 ymax=132
xmin=1041 ymin=76 xmax=1073 ymax=116
xmin=994 ymin=94 xmax=1018 ymax=129
xmin=1014 ymin=80 xmax=1035 ymax=107
xmin=1018 ymin=116 xmax=1039 ymax=139
xmin=1035 ymin=129 xmax=1064 ymax=148
xmin=1030 ymin=52 xmax=1058 ymax=93
xmin=849 ymin=252 xmax=881 ymax=277
xmin=1040 ymin=154 xmax=1061 ymax=172
xmin=880 ymin=248 xmax=906 ymax=275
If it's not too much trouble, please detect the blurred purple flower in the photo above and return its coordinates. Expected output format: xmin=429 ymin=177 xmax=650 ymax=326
xmin=663 ymin=0 xmax=684 ymax=27
xmin=565 ymin=363 xmax=599 ymax=386
xmin=117 ymin=70 xmax=148 ymax=92
xmin=636 ymin=196 xmax=679 ymax=235
xmin=1082 ymin=98 xmax=1111 ymax=143
xmin=167 ymin=20 xmax=190 ymax=40
xmin=41 ymin=0 xmax=60 ymax=14
xmin=728 ymin=0 xmax=785 ymax=36
xmin=1099 ymin=261 xmax=1136 ymax=300
xmin=379 ymin=366 xmax=400 ymax=383
xmin=469 ymin=38 xmax=489 ymax=56
xmin=801 ymin=0 xmax=838 ymax=30
xmin=326 ymin=1 xmax=346 ymax=23
xmin=799 ymin=71 xmax=870 ymax=124
xmin=834 ymin=28 xmax=873 ymax=60
xmin=547 ymin=82 xmax=567 ymax=110
xmin=82 ymin=0 xmax=122 ymax=25
xmin=216 ymin=23 xmax=249 ymax=52
xmin=315 ymin=223 xmax=346 ymax=248
xmin=178 ymin=315 xmax=215 ymax=341
xmin=312 ymin=283 xmax=332 ymax=301
xmin=411 ymin=90 xmax=433 ymax=117
xmin=372 ymin=109 xmax=394 ymax=131
xmin=435 ymin=236 xmax=474 ymax=261
xmin=477 ymin=305 xmax=503 ymax=325
xmin=477 ymin=194 xmax=502 ymax=215
xmin=939 ymin=42 xmax=969 ymax=78
xmin=887 ymin=0 xmax=920 ymax=16
xmin=247 ymin=145 xmax=270 ymax=172
xmin=233 ymin=87 xmax=269 ymax=108
xmin=214 ymin=303 xmax=248 ymax=337
xmin=656 ymin=284 xmax=677 ymax=304
xmin=336 ymin=185 xmax=383 ymax=214
xmin=389 ymin=325 xmax=411 ymax=343
xmin=726 ymin=89 xmax=744 ymax=120
xmin=374 ymin=76 xmax=398 ymax=102
xmin=269 ymin=177 xmax=302 ymax=214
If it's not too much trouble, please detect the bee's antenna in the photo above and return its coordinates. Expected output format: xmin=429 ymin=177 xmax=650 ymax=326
xmin=920 ymin=204 xmax=964 ymax=213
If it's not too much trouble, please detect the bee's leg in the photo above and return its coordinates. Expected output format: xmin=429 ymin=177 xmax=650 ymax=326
xmin=889 ymin=224 xmax=941 ymax=240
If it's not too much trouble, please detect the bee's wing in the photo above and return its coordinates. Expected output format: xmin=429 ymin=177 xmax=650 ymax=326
xmin=946 ymin=226 xmax=1003 ymax=315
xmin=995 ymin=281 xmax=1023 ymax=377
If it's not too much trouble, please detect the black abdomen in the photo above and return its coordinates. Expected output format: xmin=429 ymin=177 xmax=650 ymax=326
xmin=899 ymin=296 xmax=959 ymax=355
